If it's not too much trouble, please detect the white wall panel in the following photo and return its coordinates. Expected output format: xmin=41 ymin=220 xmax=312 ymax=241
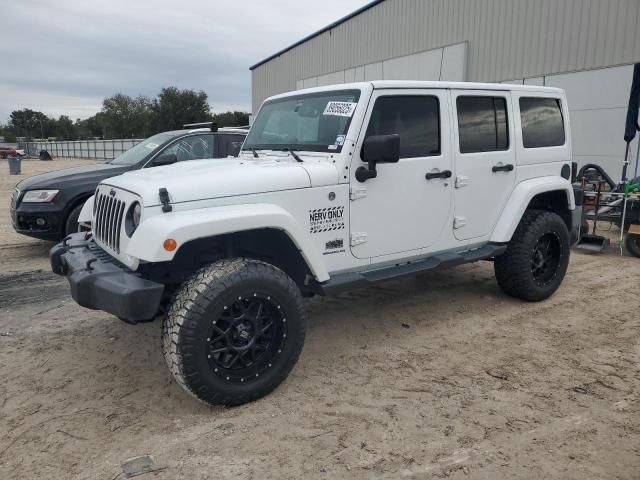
xmin=545 ymin=64 xmax=635 ymax=110
xmin=364 ymin=62 xmax=383 ymax=80
xmin=523 ymin=76 xmax=544 ymax=86
xmin=317 ymin=70 xmax=346 ymax=86
xmin=570 ymin=108 xmax=629 ymax=157
xmin=344 ymin=68 xmax=355 ymax=83
xmin=296 ymin=80 xmax=304 ymax=90
xmin=382 ymin=48 xmax=442 ymax=80
xmin=354 ymin=66 xmax=365 ymax=82
xmin=302 ymin=77 xmax=318 ymax=88
xmin=440 ymin=42 xmax=468 ymax=81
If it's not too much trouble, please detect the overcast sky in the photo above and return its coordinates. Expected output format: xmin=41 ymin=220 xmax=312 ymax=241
xmin=0 ymin=0 xmax=371 ymax=123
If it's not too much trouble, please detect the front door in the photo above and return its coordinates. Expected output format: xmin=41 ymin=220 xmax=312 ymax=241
xmin=349 ymin=89 xmax=453 ymax=259
xmin=451 ymin=90 xmax=516 ymax=240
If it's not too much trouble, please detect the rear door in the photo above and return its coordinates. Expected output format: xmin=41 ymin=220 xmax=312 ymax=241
xmin=451 ymin=91 xmax=516 ymax=240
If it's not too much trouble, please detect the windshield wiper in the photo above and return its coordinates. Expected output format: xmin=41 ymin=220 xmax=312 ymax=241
xmin=242 ymin=147 xmax=260 ymax=158
xmin=282 ymin=147 xmax=303 ymax=163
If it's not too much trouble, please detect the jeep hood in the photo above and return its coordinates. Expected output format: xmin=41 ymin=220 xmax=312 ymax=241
xmin=101 ymin=157 xmax=339 ymax=206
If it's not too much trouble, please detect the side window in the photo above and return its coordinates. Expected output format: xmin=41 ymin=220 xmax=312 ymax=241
xmin=161 ymin=135 xmax=214 ymax=162
xmin=218 ymin=135 xmax=244 ymax=157
xmin=519 ymin=97 xmax=565 ymax=148
xmin=456 ymin=96 xmax=509 ymax=153
xmin=365 ymin=96 xmax=440 ymax=158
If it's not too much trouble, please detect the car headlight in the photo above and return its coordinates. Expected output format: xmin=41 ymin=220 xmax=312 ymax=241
xmin=125 ymin=202 xmax=142 ymax=237
xmin=22 ymin=190 xmax=59 ymax=203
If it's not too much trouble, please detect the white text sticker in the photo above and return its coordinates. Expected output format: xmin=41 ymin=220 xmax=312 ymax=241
xmin=323 ymin=101 xmax=357 ymax=117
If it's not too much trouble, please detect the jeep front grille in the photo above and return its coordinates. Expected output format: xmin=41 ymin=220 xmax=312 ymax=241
xmin=94 ymin=192 xmax=126 ymax=253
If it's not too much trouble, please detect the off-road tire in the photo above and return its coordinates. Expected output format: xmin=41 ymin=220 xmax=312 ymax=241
xmin=162 ymin=258 xmax=306 ymax=406
xmin=625 ymin=233 xmax=640 ymax=258
xmin=494 ymin=210 xmax=570 ymax=302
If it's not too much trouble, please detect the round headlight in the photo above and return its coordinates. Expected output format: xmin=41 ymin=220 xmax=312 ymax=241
xmin=132 ymin=203 xmax=142 ymax=227
xmin=125 ymin=202 xmax=142 ymax=237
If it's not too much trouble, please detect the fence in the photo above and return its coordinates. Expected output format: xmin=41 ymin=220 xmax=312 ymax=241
xmin=22 ymin=139 xmax=144 ymax=160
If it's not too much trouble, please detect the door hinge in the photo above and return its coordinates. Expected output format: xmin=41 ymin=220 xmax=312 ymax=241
xmin=453 ymin=217 xmax=467 ymax=229
xmin=455 ymin=176 xmax=469 ymax=188
xmin=350 ymin=186 xmax=367 ymax=201
xmin=350 ymin=232 xmax=368 ymax=246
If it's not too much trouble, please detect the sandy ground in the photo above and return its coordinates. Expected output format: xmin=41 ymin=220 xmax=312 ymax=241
xmin=0 ymin=158 xmax=639 ymax=479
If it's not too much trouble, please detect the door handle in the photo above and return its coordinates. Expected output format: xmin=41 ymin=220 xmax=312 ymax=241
xmin=492 ymin=164 xmax=514 ymax=173
xmin=425 ymin=170 xmax=452 ymax=180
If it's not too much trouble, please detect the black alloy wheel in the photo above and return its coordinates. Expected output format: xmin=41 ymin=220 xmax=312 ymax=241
xmin=531 ymin=232 xmax=562 ymax=286
xmin=206 ymin=294 xmax=287 ymax=383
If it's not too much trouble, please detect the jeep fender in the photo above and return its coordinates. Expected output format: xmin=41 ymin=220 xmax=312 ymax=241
xmin=78 ymin=195 xmax=94 ymax=224
xmin=125 ymin=203 xmax=330 ymax=282
xmin=490 ymin=177 xmax=575 ymax=243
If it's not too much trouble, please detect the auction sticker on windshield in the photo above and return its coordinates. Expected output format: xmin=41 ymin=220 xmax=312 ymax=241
xmin=145 ymin=143 xmax=159 ymax=149
xmin=323 ymin=102 xmax=357 ymax=117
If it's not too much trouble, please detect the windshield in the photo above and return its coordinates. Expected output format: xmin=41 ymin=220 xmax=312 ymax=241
xmin=244 ymin=89 xmax=361 ymax=153
xmin=110 ymin=133 xmax=174 ymax=165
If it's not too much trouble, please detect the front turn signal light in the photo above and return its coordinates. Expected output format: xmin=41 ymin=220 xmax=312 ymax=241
xmin=163 ymin=239 xmax=177 ymax=252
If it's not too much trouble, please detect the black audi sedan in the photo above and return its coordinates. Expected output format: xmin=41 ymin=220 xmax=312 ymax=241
xmin=11 ymin=125 xmax=247 ymax=241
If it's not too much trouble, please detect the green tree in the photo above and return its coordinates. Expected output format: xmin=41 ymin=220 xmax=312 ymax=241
xmin=211 ymin=111 xmax=250 ymax=127
xmin=55 ymin=115 xmax=76 ymax=140
xmin=152 ymin=87 xmax=210 ymax=131
xmin=9 ymin=109 xmax=50 ymax=138
xmin=74 ymin=115 xmax=103 ymax=139
xmin=101 ymin=94 xmax=153 ymax=138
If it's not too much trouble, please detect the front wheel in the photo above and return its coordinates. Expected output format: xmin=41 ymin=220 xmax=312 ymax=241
xmin=63 ymin=203 xmax=84 ymax=237
xmin=494 ymin=210 xmax=570 ymax=302
xmin=162 ymin=258 xmax=306 ymax=406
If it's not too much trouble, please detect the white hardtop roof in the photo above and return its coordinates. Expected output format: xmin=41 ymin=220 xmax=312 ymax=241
xmin=370 ymin=80 xmax=563 ymax=93
xmin=267 ymin=81 xmax=563 ymax=102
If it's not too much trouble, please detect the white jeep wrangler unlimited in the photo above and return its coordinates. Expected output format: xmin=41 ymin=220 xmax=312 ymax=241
xmin=51 ymin=81 xmax=582 ymax=406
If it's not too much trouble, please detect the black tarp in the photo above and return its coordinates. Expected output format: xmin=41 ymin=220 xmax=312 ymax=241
xmin=624 ymin=63 xmax=640 ymax=142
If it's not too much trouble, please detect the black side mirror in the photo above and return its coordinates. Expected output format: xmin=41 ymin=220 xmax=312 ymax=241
xmin=152 ymin=153 xmax=177 ymax=166
xmin=356 ymin=134 xmax=400 ymax=182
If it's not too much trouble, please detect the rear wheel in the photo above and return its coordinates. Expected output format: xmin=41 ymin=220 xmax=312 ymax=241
xmin=495 ymin=210 xmax=570 ymax=302
xmin=162 ymin=258 xmax=306 ymax=406
xmin=625 ymin=233 xmax=640 ymax=258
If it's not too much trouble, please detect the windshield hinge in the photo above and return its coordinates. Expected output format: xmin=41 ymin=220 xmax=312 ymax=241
xmin=455 ymin=176 xmax=469 ymax=189
xmin=159 ymin=187 xmax=172 ymax=213
xmin=453 ymin=216 xmax=467 ymax=229
xmin=350 ymin=186 xmax=367 ymax=201
xmin=350 ymin=232 xmax=368 ymax=246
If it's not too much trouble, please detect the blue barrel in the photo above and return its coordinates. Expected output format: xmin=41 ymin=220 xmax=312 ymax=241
xmin=8 ymin=156 xmax=21 ymax=175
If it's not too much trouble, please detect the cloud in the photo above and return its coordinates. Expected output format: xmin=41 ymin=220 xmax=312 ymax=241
xmin=0 ymin=0 xmax=372 ymax=122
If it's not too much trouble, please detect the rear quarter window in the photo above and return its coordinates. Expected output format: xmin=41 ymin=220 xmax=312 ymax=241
xmin=519 ymin=97 xmax=565 ymax=148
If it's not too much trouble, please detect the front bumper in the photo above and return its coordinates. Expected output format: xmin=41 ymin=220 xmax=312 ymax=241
xmin=12 ymin=201 xmax=64 ymax=240
xmin=50 ymin=233 xmax=164 ymax=322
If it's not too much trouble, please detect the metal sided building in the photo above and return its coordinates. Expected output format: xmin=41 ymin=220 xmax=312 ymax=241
xmin=250 ymin=0 xmax=640 ymax=178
